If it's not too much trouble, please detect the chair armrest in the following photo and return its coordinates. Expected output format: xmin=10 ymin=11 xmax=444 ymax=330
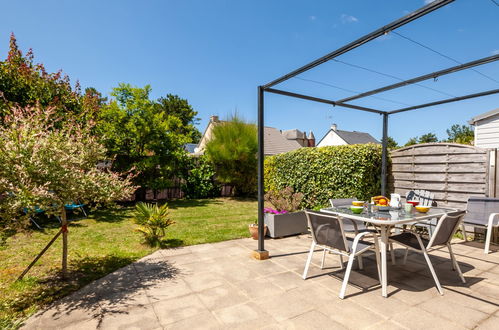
xmin=487 ymin=213 xmax=499 ymax=228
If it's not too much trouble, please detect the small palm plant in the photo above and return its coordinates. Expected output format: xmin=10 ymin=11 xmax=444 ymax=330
xmin=133 ymin=202 xmax=175 ymax=246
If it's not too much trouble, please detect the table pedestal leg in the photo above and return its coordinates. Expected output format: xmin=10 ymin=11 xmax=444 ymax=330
xmin=380 ymin=226 xmax=389 ymax=297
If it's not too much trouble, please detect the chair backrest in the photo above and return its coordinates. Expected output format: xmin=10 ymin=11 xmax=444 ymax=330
xmin=406 ymin=190 xmax=434 ymax=207
xmin=464 ymin=196 xmax=499 ymax=226
xmin=329 ymin=198 xmax=356 ymax=208
xmin=428 ymin=210 xmax=466 ymax=248
xmin=305 ymin=211 xmax=349 ymax=252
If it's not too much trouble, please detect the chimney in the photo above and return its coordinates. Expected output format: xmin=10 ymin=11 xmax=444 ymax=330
xmin=331 ymin=123 xmax=337 ymax=131
xmin=307 ymin=131 xmax=315 ymax=147
xmin=210 ymin=115 xmax=219 ymax=123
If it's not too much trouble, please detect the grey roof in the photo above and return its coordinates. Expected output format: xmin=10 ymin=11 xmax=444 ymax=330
xmin=469 ymin=108 xmax=499 ymax=125
xmin=316 ymin=128 xmax=380 ymax=145
xmin=183 ymin=143 xmax=198 ymax=154
xmin=281 ymin=129 xmax=306 ymax=140
xmin=265 ymin=127 xmax=302 ymax=155
xmin=335 ymin=129 xmax=380 ymax=144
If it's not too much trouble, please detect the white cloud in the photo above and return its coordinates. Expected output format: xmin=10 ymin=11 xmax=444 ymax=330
xmin=492 ymin=49 xmax=499 ymax=55
xmin=309 ymin=15 xmax=316 ymax=21
xmin=341 ymin=14 xmax=359 ymax=23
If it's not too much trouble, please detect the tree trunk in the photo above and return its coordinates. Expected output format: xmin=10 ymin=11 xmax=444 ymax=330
xmin=61 ymin=206 xmax=68 ymax=279
xmin=135 ymin=187 xmax=147 ymax=202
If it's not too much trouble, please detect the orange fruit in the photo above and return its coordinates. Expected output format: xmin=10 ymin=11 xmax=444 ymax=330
xmin=378 ymin=198 xmax=387 ymax=206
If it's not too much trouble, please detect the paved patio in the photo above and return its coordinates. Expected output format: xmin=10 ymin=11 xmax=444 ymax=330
xmin=23 ymin=235 xmax=499 ymax=329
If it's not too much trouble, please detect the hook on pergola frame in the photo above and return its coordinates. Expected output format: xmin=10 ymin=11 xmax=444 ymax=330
xmin=254 ymin=0 xmax=499 ymax=257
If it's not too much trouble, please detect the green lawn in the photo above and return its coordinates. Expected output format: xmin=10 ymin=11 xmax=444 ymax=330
xmin=0 ymin=197 xmax=256 ymax=328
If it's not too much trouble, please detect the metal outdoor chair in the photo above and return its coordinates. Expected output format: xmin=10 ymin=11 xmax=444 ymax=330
xmin=461 ymin=196 xmax=499 ymax=254
xmin=302 ymin=210 xmax=381 ymax=299
xmin=406 ymin=189 xmax=435 ymax=207
xmin=389 ymin=210 xmax=467 ymax=295
xmin=405 ymin=189 xmax=437 ymax=236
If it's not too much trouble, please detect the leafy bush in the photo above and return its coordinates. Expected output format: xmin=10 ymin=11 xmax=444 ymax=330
xmin=205 ymin=115 xmax=257 ymax=197
xmin=133 ymin=202 xmax=175 ymax=246
xmin=264 ymin=187 xmax=303 ymax=213
xmin=265 ymin=144 xmax=382 ymax=208
xmin=181 ymin=156 xmax=219 ymax=199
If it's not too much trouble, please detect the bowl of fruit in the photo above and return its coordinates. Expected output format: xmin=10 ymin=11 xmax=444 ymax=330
xmin=350 ymin=206 xmax=364 ymax=214
xmin=415 ymin=205 xmax=431 ymax=213
xmin=352 ymin=201 xmax=365 ymax=207
xmin=407 ymin=200 xmax=420 ymax=207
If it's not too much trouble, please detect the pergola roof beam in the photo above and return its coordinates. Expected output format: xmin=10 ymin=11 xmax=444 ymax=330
xmin=262 ymin=0 xmax=455 ymax=89
xmin=265 ymin=88 xmax=385 ymax=114
xmin=389 ymin=88 xmax=499 ymax=114
xmin=336 ymin=54 xmax=499 ymax=104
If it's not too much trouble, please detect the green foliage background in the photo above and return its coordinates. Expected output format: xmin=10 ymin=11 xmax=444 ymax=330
xmin=181 ymin=156 xmax=219 ymax=199
xmin=264 ymin=144 xmax=383 ymax=208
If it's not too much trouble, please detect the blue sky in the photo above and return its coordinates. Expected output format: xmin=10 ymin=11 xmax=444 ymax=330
xmin=1 ymin=0 xmax=498 ymax=145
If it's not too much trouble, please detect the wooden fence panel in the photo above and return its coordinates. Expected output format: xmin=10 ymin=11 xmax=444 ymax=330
xmin=389 ymin=143 xmax=493 ymax=209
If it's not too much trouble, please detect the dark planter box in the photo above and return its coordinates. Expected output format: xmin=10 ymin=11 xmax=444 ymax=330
xmin=264 ymin=211 xmax=308 ymax=238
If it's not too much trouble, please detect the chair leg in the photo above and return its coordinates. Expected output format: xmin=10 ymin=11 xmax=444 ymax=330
xmin=338 ymin=254 xmax=344 ymax=269
xmin=373 ymin=237 xmax=382 ymax=283
xmin=415 ymin=235 xmax=443 ymax=295
xmin=303 ymin=241 xmax=316 ymax=280
xmin=403 ymin=248 xmax=409 ymax=265
xmin=390 ymin=243 xmax=396 ymax=265
xmin=30 ymin=217 xmax=42 ymax=230
xmin=448 ymin=243 xmax=466 ymax=283
xmin=321 ymin=249 xmax=327 ymax=269
xmin=339 ymin=254 xmax=356 ymax=299
xmin=358 ymin=255 xmax=364 ymax=270
xmin=485 ymin=226 xmax=493 ymax=254
xmin=461 ymin=223 xmax=468 ymax=242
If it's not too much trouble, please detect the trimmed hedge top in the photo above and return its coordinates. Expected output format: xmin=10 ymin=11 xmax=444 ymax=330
xmin=264 ymin=144 xmax=382 ymax=209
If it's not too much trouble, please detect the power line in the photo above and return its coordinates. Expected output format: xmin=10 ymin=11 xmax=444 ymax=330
xmin=332 ymin=59 xmax=457 ymax=98
xmin=392 ymin=31 xmax=499 ymax=84
xmin=490 ymin=0 xmax=499 ymax=7
xmin=293 ymin=77 xmax=412 ymax=106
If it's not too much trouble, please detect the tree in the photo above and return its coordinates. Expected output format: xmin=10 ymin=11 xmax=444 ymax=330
xmin=386 ymin=136 xmax=398 ymax=149
xmin=0 ymin=34 xmax=101 ymax=124
xmin=404 ymin=133 xmax=438 ymax=146
xmin=205 ymin=115 xmax=257 ymax=196
xmin=97 ymin=84 xmax=198 ymax=200
xmin=404 ymin=137 xmax=418 ymax=147
xmin=418 ymin=133 xmax=438 ymax=143
xmin=446 ymin=124 xmax=474 ymax=145
xmin=154 ymin=94 xmax=201 ymax=143
xmin=0 ymin=105 xmax=134 ymax=277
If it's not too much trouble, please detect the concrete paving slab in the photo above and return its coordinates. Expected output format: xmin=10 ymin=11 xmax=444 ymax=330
xmin=21 ymin=235 xmax=499 ymax=329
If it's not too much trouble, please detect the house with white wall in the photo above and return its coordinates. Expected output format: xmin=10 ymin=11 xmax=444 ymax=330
xmin=469 ymin=108 xmax=499 ymax=148
xmin=317 ymin=124 xmax=379 ymax=147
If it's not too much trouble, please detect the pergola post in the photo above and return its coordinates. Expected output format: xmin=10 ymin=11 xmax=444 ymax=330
xmin=381 ymin=113 xmax=389 ymax=196
xmin=252 ymin=86 xmax=269 ymax=260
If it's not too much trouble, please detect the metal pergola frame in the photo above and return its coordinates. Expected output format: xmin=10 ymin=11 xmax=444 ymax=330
xmin=255 ymin=0 xmax=499 ymax=256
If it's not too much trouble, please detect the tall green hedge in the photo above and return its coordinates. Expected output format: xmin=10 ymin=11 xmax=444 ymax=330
xmin=264 ymin=144 xmax=382 ymax=208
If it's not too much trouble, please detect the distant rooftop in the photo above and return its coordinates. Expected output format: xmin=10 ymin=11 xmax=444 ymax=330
xmin=264 ymin=127 xmax=302 ymax=155
xmin=335 ymin=129 xmax=380 ymax=145
xmin=184 ymin=143 xmax=198 ymax=154
xmin=469 ymin=108 xmax=499 ymax=125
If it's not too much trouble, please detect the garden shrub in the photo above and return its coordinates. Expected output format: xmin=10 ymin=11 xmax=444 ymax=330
xmin=133 ymin=202 xmax=175 ymax=246
xmin=181 ymin=155 xmax=219 ymax=199
xmin=264 ymin=144 xmax=383 ymax=209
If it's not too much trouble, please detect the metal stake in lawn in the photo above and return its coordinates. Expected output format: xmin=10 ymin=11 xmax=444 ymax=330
xmin=17 ymin=206 xmax=69 ymax=281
